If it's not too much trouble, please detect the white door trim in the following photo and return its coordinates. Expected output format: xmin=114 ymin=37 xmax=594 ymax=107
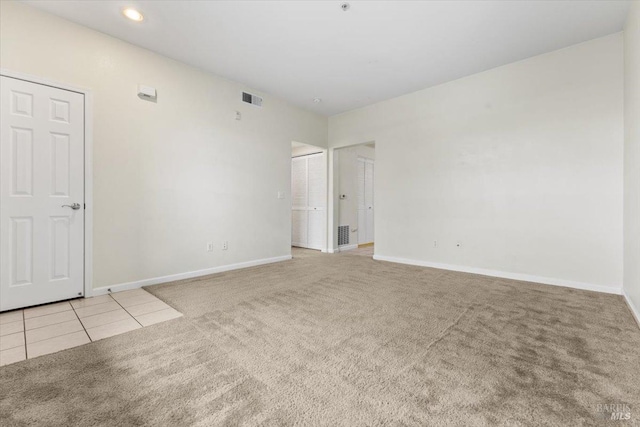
xmin=1 ymin=68 xmax=94 ymax=298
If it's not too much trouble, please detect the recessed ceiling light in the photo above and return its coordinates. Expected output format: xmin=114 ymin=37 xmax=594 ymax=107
xmin=122 ymin=8 xmax=144 ymax=22
xmin=313 ymin=98 xmax=322 ymax=103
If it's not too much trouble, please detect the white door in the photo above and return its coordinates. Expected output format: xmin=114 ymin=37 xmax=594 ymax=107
xmin=291 ymin=156 xmax=308 ymax=247
xmin=306 ymin=154 xmax=326 ymax=250
xmin=1 ymin=76 xmax=85 ymax=311
xmin=357 ymin=157 xmax=374 ymax=245
xmin=364 ymin=160 xmax=374 ymax=243
xmin=291 ymin=153 xmax=325 ymax=250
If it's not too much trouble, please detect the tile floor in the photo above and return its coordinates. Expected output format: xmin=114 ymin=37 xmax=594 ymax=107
xmin=0 ymin=289 xmax=182 ymax=367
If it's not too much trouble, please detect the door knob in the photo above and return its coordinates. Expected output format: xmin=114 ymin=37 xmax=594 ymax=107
xmin=62 ymin=203 xmax=81 ymax=210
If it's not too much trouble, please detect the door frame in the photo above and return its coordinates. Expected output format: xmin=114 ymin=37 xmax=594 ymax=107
xmin=328 ymin=141 xmax=376 ymax=253
xmin=1 ymin=68 xmax=94 ymax=299
xmin=291 ymin=151 xmax=327 ymax=251
xmin=290 ymin=143 xmax=329 ymax=253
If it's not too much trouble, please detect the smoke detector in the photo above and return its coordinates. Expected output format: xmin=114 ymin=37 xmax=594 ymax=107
xmin=341 ymin=3 xmax=350 ymax=12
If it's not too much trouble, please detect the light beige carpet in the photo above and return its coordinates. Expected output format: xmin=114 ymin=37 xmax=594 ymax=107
xmin=1 ymin=248 xmax=639 ymax=426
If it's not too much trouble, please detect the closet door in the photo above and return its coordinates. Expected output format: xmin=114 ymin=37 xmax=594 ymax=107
xmin=291 ymin=157 xmax=308 ymax=247
xmin=357 ymin=159 xmax=367 ymax=244
xmin=307 ymin=154 xmax=326 ymax=250
xmin=364 ymin=161 xmax=374 ymax=243
xmin=291 ymin=153 xmax=325 ymax=250
xmin=357 ymin=157 xmax=374 ymax=245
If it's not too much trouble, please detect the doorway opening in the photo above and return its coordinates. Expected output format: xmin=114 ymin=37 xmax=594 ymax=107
xmin=291 ymin=141 xmax=327 ymax=253
xmin=334 ymin=143 xmax=375 ymax=256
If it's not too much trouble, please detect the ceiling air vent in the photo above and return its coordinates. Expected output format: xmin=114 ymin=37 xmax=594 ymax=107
xmin=242 ymin=92 xmax=263 ymax=107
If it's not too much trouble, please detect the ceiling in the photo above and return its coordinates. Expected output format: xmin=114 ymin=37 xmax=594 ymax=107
xmin=23 ymin=0 xmax=631 ymax=116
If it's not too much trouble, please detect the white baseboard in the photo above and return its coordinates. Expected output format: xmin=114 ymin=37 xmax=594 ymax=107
xmin=373 ymin=254 xmax=622 ymax=295
xmin=92 ymin=255 xmax=292 ymax=296
xmin=623 ymin=289 xmax=640 ymax=329
xmin=338 ymin=244 xmax=358 ymax=252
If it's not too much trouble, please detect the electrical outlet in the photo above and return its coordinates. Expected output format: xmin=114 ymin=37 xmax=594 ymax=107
xmin=434 ymin=240 xmax=438 ymax=248
xmin=277 ymin=191 xmax=285 ymax=199
xmin=222 ymin=241 xmax=228 ymax=250
xmin=207 ymin=242 xmax=214 ymax=252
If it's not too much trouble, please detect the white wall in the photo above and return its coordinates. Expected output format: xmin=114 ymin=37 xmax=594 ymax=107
xmin=0 ymin=1 xmax=629 ymax=297
xmin=0 ymin=1 xmax=327 ymax=290
xmin=329 ymin=34 xmax=624 ymax=292
xmin=624 ymin=2 xmax=640 ymax=320
xmin=337 ymin=145 xmax=375 ymax=247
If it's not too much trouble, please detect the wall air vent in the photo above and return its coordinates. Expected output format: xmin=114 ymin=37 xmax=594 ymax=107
xmin=242 ymin=92 xmax=263 ymax=107
xmin=338 ymin=225 xmax=350 ymax=246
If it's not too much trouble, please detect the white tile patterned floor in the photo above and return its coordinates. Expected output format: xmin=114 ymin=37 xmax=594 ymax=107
xmin=0 ymin=289 xmax=182 ymax=367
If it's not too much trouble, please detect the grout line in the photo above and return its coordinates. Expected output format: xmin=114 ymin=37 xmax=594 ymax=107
xmin=130 ymin=306 xmax=177 ymax=321
xmin=23 ymin=310 xmax=73 ymax=320
xmin=76 ymin=306 xmax=122 ymax=320
xmin=24 ymin=294 xmax=118 ymax=321
xmin=82 ymin=316 xmax=138 ymax=332
xmin=0 ymin=309 xmax=25 ymax=321
xmin=0 ymin=318 xmax=24 ymax=329
xmin=0 ymin=339 xmax=25 ymax=351
xmin=22 ymin=310 xmax=27 ymax=359
xmin=70 ymin=298 xmax=115 ymax=310
xmin=22 ymin=305 xmax=73 ymax=320
xmin=110 ymin=296 xmax=161 ymax=309
xmin=116 ymin=300 xmax=159 ymax=309
xmin=0 ymin=345 xmax=24 ymax=352
xmin=126 ymin=299 xmax=175 ymax=317
xmin=69 ymin=302 xmax=92 ymax=343
xmin=24 ymin=316 xmax=80 ymax=332
xmin=109 ymin=294 xmax=144 ymax=328
xmin=26 ymin=329 xmax=87 ymax=346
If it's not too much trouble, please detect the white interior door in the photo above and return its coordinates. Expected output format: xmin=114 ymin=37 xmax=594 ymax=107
xmin=306 ymin=154 xmax=326 ymax=250
xmin=357 ymin=158 xmax=366 ymax=244
xmin=291 ymin=153 xmax=325 ymax=250
xmin=291 ymin=157 xmax=308 ymax=247
xmin=1 ymin=76 xmax=85 ymax=311
xmin=365 ymin=161 xmax=374 ymax=243
xmin=357 ymin=157 xmax=374 ymax=245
